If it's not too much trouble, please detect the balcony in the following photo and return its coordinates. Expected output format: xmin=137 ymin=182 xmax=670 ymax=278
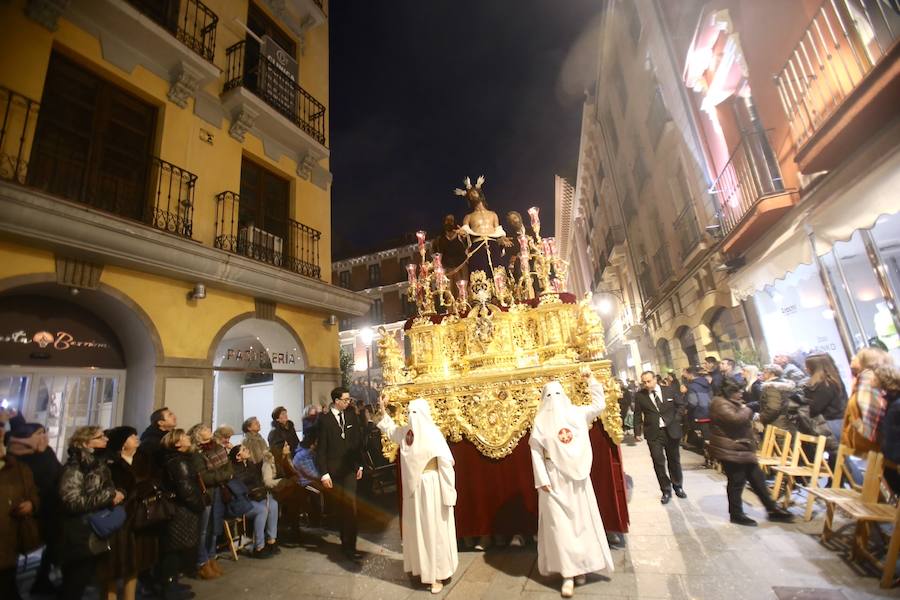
xmin=65 ymin=0 xmax=220 ymax=108
xmin=653 ymin=244 xmax=673 ymax=286
xmin=774 ymin=0 xmax=900 ymax=173
xmin=214 ymin=191 xmax=322 ymax=280
xmin=710 ymin=130 xmax=797 ymax=255
xmin=0 ymin=87 xmax=197 ymax=238
xmin=674 ymin=204 xmax=702 ymax=259
xmin=605 ymin=225 xmax=626 ymax=261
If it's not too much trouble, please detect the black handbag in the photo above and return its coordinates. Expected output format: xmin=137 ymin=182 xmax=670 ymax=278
xmin=134 ymin=485 xmax=177 ymax=530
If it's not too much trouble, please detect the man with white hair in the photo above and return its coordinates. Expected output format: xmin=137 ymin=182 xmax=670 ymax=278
xmin=378 ymin=396 xmax=458 ymax=594
xmin=529 ymin=368 xmax=614 ymax=597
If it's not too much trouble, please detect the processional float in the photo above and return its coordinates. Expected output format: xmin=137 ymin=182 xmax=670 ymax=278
xmin=376 ymin=177 xmax=624 ymax=462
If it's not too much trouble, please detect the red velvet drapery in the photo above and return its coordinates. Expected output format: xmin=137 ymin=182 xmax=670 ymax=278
xmin=400 ymin=425 xmax=629 ymax=537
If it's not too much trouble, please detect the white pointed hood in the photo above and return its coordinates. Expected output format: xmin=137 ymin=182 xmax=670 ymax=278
xmin=399 ymin=399 xmax=456 ymax=503
xmin=530 ymin=380 xmax=593 ymax=481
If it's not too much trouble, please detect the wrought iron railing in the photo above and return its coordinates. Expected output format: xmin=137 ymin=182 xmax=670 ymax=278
xmin=214 ymin=191 xmax=322 ymax=279
xmin=774 ymin=0 xmax=899 ymax=148
xmin=709 ymin=129 xmax=786 ymax=237
xmin=224 ymin=41 xmax=327 ymax=146
xmin=147 ymin=157 xmax=196 ymax=238
xmin=124 ymin=0 xmax=218 ymax=62
xmin=605 ymin=225 xmax=625 ymax=257
xmin=674 ymin=204 xmax=701 ymax=258
xmin=0 ymin=87 xmax=38 ymax=185
xmin=654 ymin=244 xmax=673 ymax=284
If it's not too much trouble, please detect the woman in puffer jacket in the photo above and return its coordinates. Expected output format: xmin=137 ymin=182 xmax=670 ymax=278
xmin=188 ymin=423 xmax=232 ymax=580
xmin=160 ymin=429 xmax=205 ymax=600
xmin=58 ymin=426 xmax=125 ymax=600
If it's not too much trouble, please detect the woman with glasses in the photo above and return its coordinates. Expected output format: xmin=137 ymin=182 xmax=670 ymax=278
xmin=58 ymin=426 xmax=124 ymax=600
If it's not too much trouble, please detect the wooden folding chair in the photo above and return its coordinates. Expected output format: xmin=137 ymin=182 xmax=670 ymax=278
xmin=834 ymin=494 xmax=899 ymax=588
xmin=771 ymin=433 xmax=833 ymax=520
xmin=221 ymin=516 xmax=249 ymax=561
xmin=758 ymin=426 xmax=792 ymax=474
xmin=806 ymin=446 xmax=883 ymax=542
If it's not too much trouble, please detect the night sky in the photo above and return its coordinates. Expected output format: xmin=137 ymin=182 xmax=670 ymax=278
xmin=329 ymin=1 xmax=603 ymax=259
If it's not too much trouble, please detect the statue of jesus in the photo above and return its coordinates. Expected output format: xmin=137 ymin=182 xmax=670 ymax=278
xmin=454 ymin=176 xmax=505 ymax=277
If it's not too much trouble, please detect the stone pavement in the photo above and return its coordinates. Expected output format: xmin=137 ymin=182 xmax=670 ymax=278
xmin=186 ymin=442 xmax=896 ymax=600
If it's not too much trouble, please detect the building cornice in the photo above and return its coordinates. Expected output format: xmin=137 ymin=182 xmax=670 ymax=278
xmin=0 ymin=182 xmax=371 ymax=317
xmin=332 ymin=241 xmax=427 ymax=270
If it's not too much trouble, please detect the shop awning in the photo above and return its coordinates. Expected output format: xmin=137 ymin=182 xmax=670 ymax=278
xmin=729 ymin=133 xmax=900 ymax=300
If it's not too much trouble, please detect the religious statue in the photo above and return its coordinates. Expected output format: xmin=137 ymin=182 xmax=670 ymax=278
xmin=377 ymin=326 xmax=411 ymax=385
xmin=454 ymin=176 xmax=506 ymax=276
xmin=575 ymin=293 xmax=606 ymax=360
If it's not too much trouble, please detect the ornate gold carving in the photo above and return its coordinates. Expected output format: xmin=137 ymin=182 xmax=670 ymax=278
xmin=382 ymin=360 xmax=622 ymax=460
xmin=376 ymin=326 xmax=411 ymax=385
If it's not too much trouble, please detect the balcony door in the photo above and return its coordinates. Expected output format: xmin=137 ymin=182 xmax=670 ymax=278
xmin=238 ymin=158 xmax=290 ymax=263
xmin=29 ymin=52 xmax=157 ymax=221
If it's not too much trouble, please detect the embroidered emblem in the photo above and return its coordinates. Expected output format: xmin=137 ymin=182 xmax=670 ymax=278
xmin=405 ymin=429 xmax=414 ymax=446
xmin=558 ymin=428 xmax=573 ymax=444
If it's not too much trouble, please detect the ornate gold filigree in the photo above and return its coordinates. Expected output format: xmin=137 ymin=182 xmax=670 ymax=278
xmin=381 ymin=360 xmax=621 ymax=460
xmin=376 ymin=326 xmax=411 ymax=385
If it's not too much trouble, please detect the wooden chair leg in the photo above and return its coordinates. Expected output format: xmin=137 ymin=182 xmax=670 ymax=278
xmin=771 ymin=470 xmax=785 ymax=502
xmin=803 ymin=486 xmax=816 ymax=521
xmin=821 ymin=503 xmax=834 ymax=543
xmin=882 ymin=522 xmax=900 ymax=588
xmin=223 ymin=520 xmax=239 ymax=561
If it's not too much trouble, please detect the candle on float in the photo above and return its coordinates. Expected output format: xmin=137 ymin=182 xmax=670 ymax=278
xmin=518 ymin=234 xmax=529 ymax=254
xmin=406 ymin=263 xmax=417 ymax=287
xmin=551 ymin=278 xmax=562 ymax=293
xmin=547 ymin=238 xmax=557 ymax=258
xmin=420 ymin=260 xmax=429 ymax=279
xmin=416 ymin=230 xmax=426 ymax=253
xmin=435 ymin=267 xmax=446 ymax=288
xmin=456 ymin=279 xmax=467 ymax=300
xmin=432 ymin=253 xmax=443 ymax=271
xmin=519 ymin=253 xmax=529 ymax=275
xmin=493 ymin=270 xmax=507 ymax=294
xmin=541 ymin=239 xmax=551 ymax=257
xmin=527 ymin=206 xmax=540 ymax=229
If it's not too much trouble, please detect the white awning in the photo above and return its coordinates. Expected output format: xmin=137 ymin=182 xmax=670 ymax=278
xmin=729 ymin=131 xmax=900 ymax=300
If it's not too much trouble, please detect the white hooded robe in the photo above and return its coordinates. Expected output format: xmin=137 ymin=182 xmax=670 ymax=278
xmin=378 ymin=398 xmax=459 ymax=584
xmin=529 ymin=378 xmax=614 ymax=578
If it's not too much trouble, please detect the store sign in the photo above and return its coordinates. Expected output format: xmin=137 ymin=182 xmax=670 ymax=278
xmin=0 ymin=295 xmax=125 ymax=369
xmin=226 ymin=347 xmax=297 ymax=365
xmin=1 ymin=329 xmax=112 ymax=351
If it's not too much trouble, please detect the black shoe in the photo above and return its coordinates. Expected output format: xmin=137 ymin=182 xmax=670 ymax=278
xmin=251 ymin=546 xmax=273 ymax=559
xmin=266 ymin=542 xmax=281 ymax=555
xmin=162 ymin=579 xmax=195 ymax=600
xmin=673 ymin=486 xmax=687 ymax=499
xmin=342 ymin=548 xmax=363 ymax=561
xmin=768 ymin=507 xmax=795 ymax=522
xmin=730 ymin=514 xmax=758 ymax=526
xmin=660 ymin=492 xmax=671 ymax=505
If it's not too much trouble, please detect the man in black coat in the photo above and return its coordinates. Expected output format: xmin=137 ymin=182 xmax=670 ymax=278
xmin=316 ymin=387 xmax=364 ymax=560
xmin=634 ymin=371 xmax=687 ymax=504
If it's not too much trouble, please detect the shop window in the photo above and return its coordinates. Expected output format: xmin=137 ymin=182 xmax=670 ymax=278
xmin=708 ymin=307 xmax=741 ymax=358
xmin=870 ymin=212 xmax=900 ymax=362
xmin=339 ymin=270 xmax=351 ymax=289
xmin=754 ymin=262 xmax=852 ymax=383
xmin=677 ymin=326 xmax=700 ymax=367
xmin=29 ymin=52 xmax=157 ymax=221
xmin=822 ymin=228 xmax=898 ymax=357
xmin=239 ymin=158 xmax=290 ymax=242
xmin=368 ymin=263 xmax=381 ymax=286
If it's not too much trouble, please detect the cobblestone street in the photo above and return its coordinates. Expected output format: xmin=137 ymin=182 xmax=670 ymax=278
xmin=180 ymin=442 xmax=895 ymax=600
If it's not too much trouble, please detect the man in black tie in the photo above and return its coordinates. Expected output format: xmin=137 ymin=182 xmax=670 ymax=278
xmin=634 ymin=371 xmax=686 ymax=504
xmin=317 ymin=387 xmax=364 ymax=560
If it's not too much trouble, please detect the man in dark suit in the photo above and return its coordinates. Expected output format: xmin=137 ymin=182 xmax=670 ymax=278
xmin=634 ymin=371 xmax=686 ymax=504
xmin=317 ymin=387 xmax=364 ymax=560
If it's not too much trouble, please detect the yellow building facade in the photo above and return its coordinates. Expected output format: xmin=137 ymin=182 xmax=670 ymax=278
xmin=0 ymin=0 xmax=369 ymax=452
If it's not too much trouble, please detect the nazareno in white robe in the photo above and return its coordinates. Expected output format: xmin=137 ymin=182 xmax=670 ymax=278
xmin=378 ymin=399 xmax=459 ymax=584
xmin=529 ymin=378 xmax=614 ymax=579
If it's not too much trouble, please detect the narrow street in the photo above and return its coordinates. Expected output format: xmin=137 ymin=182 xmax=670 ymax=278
xmin=181 ymin=443 xmax=893 ymax=600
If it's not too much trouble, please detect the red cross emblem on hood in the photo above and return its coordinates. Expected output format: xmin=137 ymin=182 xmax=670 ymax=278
xmin=558 ymin=428 xmax=573 ymax=444
xmin=405 ymin=429 xmax=414 ymax=446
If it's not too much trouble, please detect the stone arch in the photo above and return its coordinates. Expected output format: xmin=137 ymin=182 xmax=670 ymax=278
xmin=0 ymin=273 xmax=163 ymax=428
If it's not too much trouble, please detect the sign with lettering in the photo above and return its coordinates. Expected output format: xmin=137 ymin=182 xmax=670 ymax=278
xmin=225 ymin=347 xmax=297 ymax=366
xmin=0 ymin=295 xmax=125 ymax=368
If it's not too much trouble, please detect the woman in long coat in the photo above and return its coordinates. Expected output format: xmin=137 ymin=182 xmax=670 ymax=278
xmin=58 ymin=426 xmax=124 ymax=600
xmin=0 ymin=428 xmax=40 ymax=600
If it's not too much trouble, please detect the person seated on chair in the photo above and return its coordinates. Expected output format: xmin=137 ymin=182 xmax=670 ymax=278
xmin=229 ymin=445 xmax=274 ymax=559
xmin=292 ymin=426 xmax=323 ymax=526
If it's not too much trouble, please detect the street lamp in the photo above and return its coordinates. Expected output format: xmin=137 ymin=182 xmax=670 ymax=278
xmin=592 ymin=287 xmax=625 ymax=315
xmin=359 ymin=326 xmax=374 ymax=404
